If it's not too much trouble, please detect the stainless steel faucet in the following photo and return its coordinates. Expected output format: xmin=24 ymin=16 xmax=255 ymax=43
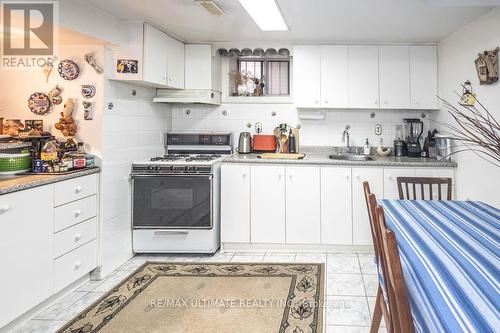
xmin=342 ymin=125 xmax=351 ymax=152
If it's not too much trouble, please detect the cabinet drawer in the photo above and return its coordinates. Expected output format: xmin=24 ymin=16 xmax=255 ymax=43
xmin=54 ymin=174 xmax=97 ymax=206
xmin=54 ymin=240 xmax=97 ymax=292
xmin=54 ymin=195 xmax=97 ymax=232
xmin=54 ymin=218 xmax=97 ymax=258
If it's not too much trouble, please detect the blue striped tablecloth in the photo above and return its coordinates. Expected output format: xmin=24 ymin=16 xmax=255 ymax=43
xmin=378 ymin=200 xmax=500 ymax=333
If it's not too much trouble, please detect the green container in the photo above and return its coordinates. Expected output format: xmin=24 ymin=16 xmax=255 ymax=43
xmin=0 ymin=153 xmax=31 ymax=172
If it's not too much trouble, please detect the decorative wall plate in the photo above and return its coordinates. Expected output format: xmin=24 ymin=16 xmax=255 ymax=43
xmin=28 ymin=92 xmax=51 ymax=115
xmin=58 ymin=59 xmax=80 ymax=80
xmin=81 ymin=85 xmax=96 ymax=99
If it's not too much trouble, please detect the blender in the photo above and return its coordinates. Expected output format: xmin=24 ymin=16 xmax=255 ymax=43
xmin=404 ymin=118 xmax=423 ymax=157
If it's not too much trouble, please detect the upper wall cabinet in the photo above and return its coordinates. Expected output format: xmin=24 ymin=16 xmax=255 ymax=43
xmin=410 ymin=45 xmax=438 ymax=109
xmin=293 ymin=45 xmax=321 ymax=108
xmin=379 ymin=45 xmax=410 ymax=109
xmin=112 ymin=23 xmax=184 ymax=89
xmin=348 ymin=45 xmax=380 ymax=109
xmin=293 ymin=44 xmax=438 ymax=110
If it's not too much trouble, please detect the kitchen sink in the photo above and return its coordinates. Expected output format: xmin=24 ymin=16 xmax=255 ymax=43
xmin=328 ymin=154 xmax=375 ymax=161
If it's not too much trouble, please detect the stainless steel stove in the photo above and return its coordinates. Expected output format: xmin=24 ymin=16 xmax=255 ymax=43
xmin=131 ymin=132 xmax=232 ymax=254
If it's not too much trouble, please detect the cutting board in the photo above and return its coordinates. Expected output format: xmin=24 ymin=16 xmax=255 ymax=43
xmin=257 ymin=153 xmax=306 ymax=160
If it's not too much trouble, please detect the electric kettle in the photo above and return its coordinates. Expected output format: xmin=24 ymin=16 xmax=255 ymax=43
xmin=237 ymin=132 xmax=252 ymax=154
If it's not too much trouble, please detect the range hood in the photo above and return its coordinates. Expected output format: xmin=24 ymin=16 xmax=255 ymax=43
xmin=153 ymin=89 xmax=222 ymax=105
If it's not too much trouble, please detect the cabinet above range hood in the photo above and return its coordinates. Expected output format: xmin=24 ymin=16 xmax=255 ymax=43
xmin=153 ymin=89 xmax=221 ymax=105
xmin=154 ymin=44 xmax=222 ymax=105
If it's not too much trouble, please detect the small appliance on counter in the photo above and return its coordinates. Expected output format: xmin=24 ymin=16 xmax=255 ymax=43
xmin=252 ymin=134 xmax=277 ymax=152
xmin=435 ymin=134 xmax=452 ymax=161
xmin=404 ymin=118 xmax=423 ymax=157
xmin=131 ymin=132 xmax=233 ymax=254
xmin=423 ymin=129 xmax=438 ymax=159
xmin=393 ymin=124 xmax=406 ymax=157
xmin=237 ymin=132 xmax=252 ymax=154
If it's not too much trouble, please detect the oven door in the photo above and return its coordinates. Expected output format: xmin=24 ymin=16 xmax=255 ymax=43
xmin=132 ymin=174 xmax=212 ymax=229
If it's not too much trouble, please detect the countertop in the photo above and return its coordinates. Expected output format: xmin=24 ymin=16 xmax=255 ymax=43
xmin=222 ymin=147 xmax=457 ymax=168
xmin=0 ymin=167 xmax=100 ymax=195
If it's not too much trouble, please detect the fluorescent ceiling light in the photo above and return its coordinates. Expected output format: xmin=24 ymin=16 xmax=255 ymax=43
xmin=238 ymin=0 xmax=288 ymax=31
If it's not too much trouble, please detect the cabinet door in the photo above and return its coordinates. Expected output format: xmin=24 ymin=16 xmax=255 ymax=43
xmin=166 ymin=35 xmax=185 ymax=89
xmin=379 ymin=46 xmax=410 ymax=109
xmin=321 ymin=167 xmax=352 ymax=245
xmin=352 ymin=168 xmax=383 ymax=246
xmin=185 ymin=44 xmax=212 ymax=90
xmin=286 ymin=166 xmax=320 ymax=244
xmin=320 ymin=45 xmax=349 ymax=108
xmin=0 ymin=185 xmax=54 ymax=327
xmin=143 ymin=23 xmax=168 ymax=86
xmin=348 ymin=45 xmax=379 ymax=109
xmin=221 ymin=164 xmax=250 ymax=243
xmin=293 ymin=45 xmax=321 ymax=108
xmin=383 ymin=168 xmax=416 ymax=199
xmin=251 ymin=165 xmax=286 ymax=243
xmin=410 ymin=45 xmax=438 ymax=109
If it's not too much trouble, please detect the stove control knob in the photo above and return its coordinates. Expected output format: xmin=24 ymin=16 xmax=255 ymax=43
xmin=147 ymin=166 xmax=154 ymax=171
xmin=155 ymin=166 xmax=161 ymax=171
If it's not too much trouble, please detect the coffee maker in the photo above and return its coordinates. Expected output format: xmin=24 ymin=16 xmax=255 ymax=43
xmin=404 ymin=118 xmax=423 ymax=157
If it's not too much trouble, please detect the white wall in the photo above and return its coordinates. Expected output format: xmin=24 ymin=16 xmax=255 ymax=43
xmin=171 ymin=103 xmax=430 ymax=148
xmin=100 ymin=77 xmax=170 ymax=276
xmin=435 ymin=7 xmax=500 ymax=206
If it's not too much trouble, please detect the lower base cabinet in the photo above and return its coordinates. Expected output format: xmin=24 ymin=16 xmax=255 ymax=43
xmin=221 ymin=163 xmax=454 ymax=248
xmin=251 ymin=165 xmax=286 ymax=243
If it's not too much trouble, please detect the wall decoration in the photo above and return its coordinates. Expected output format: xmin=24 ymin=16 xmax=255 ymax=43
xmin=84 ymin=52 xmax=103 ymax=74
xmin=82 ymin=101 xmax=93 ymax=120
xmin=475 ymin=47 xmax=499 ymax=85
xmin=48 ymin=85 xmax=63 ymax=105
xmin=458 ymin=80 xmax=476 ymax=106
xmin=116 ymin=59 xmax=138 ymax=73
xmin=42 ymin=63 xmax=53 ymax=82
xmin=81 ymin=85 xmax=96 ymax=99
xmin=54 ymin=99 xmax=77 ymax=137
xmin=28 ymin=92 xmax=51 ymax=115
xmin=58 ymin=59 xmax=80 ymax=80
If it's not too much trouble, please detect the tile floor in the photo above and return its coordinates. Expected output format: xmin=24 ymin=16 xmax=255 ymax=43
xmin=9 ymin=251 xmax=386 ymax=333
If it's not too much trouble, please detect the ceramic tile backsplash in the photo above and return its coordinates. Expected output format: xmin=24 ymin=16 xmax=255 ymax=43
xmin=171 ymin=104 xmax=430 ymax=148
xmin=101 ymin=79 xmax=171 ymax=276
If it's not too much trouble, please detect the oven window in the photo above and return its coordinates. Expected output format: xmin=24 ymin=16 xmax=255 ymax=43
xmin=133 ymin=176 xmax=211 ymax=228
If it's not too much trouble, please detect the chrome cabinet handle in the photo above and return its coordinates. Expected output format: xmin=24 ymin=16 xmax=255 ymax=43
xmin=154 ymin=231 xmax=188 ymax=236
xmin=74 ymin=262 xmax=82 ymax=270
xmin=74 ymin=233 xmax=82 ymax=242
xmin=0 ymin=204 xmax=10 ymax=214
xmin=74 ymin=209 xmax=82 ymax=217
xmin=74 ymin=186 xmax=83 ymax=194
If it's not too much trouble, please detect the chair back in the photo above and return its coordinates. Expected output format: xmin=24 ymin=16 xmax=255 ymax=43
xmin=397 ymin=177 xmax=452 ymax=200
xmin=363 ymin=181 xmax=379 ymax=254
xmin=376 ymin=206 xmax=415 ymax=333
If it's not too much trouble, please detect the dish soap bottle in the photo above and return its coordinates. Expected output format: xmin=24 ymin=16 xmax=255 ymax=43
xmin=363 ymin=138 xmax=370 ymax=155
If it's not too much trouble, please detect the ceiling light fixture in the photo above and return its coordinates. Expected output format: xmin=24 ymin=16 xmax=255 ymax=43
xmin=238 ymin=0 xmax=288 ymax=31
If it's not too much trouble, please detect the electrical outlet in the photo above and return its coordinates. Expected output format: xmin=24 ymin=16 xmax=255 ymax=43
xmin=375 ymin=124 xmax=382 ymax=135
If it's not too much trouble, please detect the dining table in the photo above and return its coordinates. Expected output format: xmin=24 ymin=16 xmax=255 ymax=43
xmin=378 ymin=199 xmax=500 ymax=333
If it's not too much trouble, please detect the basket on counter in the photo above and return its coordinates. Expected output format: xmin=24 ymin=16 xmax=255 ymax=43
xmin=0 ymin=151 xmax=31 ymax=175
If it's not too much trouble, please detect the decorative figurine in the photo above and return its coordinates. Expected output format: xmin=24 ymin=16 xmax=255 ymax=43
xmin=43 ymin=63 xmax=53 ymax=82
xmin=82 ymin=101 xmax=93 ymax=120
xmin=54 ymin=99 xmax=78 ymax=137
xmin=475 ymin=47 xmax=499 ymax=85
xmin=81 ymin=85 xmax=96 ymax=99
xmin=84 ymin=52 xmax=103 ymax=74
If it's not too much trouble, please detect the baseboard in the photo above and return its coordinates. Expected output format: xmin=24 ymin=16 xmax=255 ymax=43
xmin=221 ymin=243 xmax=374 ymax=253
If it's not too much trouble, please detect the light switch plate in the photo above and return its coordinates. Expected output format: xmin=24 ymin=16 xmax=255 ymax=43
xmin=375 ymin=124 xmax=382 ymax=135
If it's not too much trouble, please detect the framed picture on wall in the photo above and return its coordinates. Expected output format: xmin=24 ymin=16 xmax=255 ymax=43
xmin=116 ymin=59 xmax=139 ymax=74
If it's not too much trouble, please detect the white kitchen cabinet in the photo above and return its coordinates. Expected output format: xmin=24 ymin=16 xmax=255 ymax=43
xmin=185 ymin=44 xmax=221 ymax=91
xmin=0 ymin=185 xmax=54 ymax=328
xmin=221 ymin=164 xmax=250 ymax=243
xmin=410 ymin=45 xmax=438 ymax=109
xmin=143 ymin=23 xmax=169 ymax=86
xmin=165 ymin=36 xmax=185 ymax=89
xmin=352 ymin=168 xmax=383 ymax=246
xmin=379 ymin=46 xmax=410 ymax=109
xmin=383 ymin=168 xmax=416 ymax=199
xmin=348 ymin=45 xmax=379 ymax=109
xmin=320 ymin=45 xmax=349 ymax=108
xmin=321 ymin=167 xmax=352 ymax=245
xmin=285 ymin=166 xmax=321 ymax=244
xmin=293 ymin=45 xmax=321 ymax=108
xmin=250 ymin=165 xmax=286 ymax=243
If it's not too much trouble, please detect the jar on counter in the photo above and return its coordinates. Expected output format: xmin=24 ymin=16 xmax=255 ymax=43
xmin=41 ymin=140 xmax=58 ymax=162
xmin=72 ymin=154 xmax=86 ymax=169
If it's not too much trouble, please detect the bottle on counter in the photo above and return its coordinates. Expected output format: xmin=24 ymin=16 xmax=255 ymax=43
xmin=288 ymin=128 xmax=296 ymax=153
xmin=40 ymin=140 xmax=58 ymax=162
xmin=363 ymin=138 xmax=371 ymax=155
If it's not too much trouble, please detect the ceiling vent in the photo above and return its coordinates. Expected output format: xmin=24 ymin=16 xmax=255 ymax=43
xmin=195 ymin=0 xmax=226 ymax=16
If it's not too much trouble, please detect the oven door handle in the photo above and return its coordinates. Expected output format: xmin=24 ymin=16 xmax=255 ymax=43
xmin=153 ymin=230 xmax=189 ymax=236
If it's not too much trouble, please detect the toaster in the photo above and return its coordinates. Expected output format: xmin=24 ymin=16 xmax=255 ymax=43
xmin=252 ymin=134 xmax=276 ymax=152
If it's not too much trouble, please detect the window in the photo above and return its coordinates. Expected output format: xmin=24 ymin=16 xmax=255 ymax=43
xmin=229 ymin=57 xmax=290 ymax=97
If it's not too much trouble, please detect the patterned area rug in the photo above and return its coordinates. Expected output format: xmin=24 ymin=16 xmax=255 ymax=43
xmin=57 ymin=262 xmax=324 ymax=333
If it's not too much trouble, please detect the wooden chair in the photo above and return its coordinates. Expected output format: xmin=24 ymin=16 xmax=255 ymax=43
xmin=397 ymin=177 xmax=452 ymax=200
xmin=376 ymin=206 xmax=415 ymax=333
xmin=363 ymin=182 xmax=391 ymax=333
